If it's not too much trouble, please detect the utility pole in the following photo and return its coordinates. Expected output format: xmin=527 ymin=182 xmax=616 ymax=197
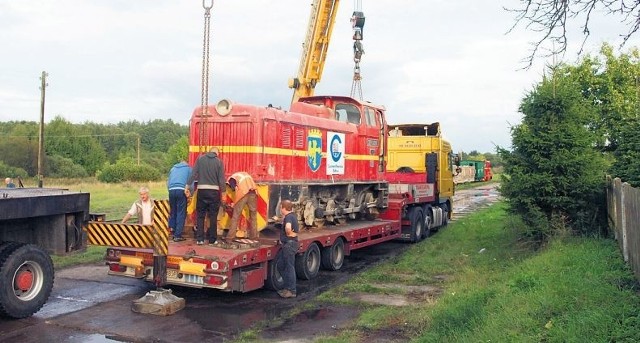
xmin=38 ymin=71 xmax=48 ymax=188
xmin=137 ymin=134 xmax=141 ymax=166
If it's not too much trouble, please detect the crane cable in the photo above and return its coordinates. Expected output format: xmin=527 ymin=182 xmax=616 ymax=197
xmin=199 ymin=0 xmax=213 ymax=154
xmin=350 ymin=0 xmax=365 ymax=100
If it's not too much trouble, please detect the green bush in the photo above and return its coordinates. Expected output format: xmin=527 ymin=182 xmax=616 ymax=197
xmin=0 ymin=160 xmax=28 ymax=180
xmin=97 ymin=158 xmax=161 ymax=183
xmin=46 ymin=155 xmax=88 ymax=178
xmin=499 ymin=70 xmax=607 ymax=241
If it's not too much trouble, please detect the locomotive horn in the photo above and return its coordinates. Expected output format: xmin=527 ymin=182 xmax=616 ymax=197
xmin=216 ymin=99 xmax=233 ymax=116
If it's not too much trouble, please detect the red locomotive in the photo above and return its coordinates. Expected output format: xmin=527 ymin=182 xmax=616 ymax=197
xmin=188 ymin=96 xmax=389 ymax=229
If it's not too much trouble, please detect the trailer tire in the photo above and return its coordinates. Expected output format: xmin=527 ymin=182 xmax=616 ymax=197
xmin=264 ymin=260 xmax=285 ymax=291
xmin=0 ymin=244 xmax=54 ymax=319
xmin=295 ymin=243 xmax=320 ymax=280
xmin=422 ymin=206 xmax=433 ymax=239
xmin=321 ymin=238 xmax=345 ymax=271
xmin=0 ymin=242 xmax=23 ymax=260
xmin=409 ymin=207 xmax=425 ymax=243
xmin=442 ymin=204 xmax=449 ymax=227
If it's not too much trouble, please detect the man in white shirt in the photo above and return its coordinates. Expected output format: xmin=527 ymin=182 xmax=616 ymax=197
xmin=122 ymin=186 xmax=155 ymax=225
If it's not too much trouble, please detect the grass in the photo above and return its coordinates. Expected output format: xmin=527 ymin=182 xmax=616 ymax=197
xmin=47 ymin=178 xmax=169 ymax=219
xmin=310 ymin=202 xmax=640 ymax=342
xmin=44 ymin=178 xmax=169 ymax=269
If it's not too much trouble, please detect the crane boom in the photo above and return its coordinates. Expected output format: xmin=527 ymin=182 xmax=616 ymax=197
xmin=288 ymin=0 xmax=340 ymax=105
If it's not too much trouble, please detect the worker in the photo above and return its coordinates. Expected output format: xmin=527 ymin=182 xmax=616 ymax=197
xmin=122 ymin=186 xmax=155 ymax=225
xmin=167 ymin=159 xmax=192 ymax=242
xmin=186 ymin=146 xmax=225 ymax=245
xmin=5 ymin=177 xmax=16 ymax=188
xmin=274 ymin=199 xmax=299 ymax=298
xmin=224 ymin=171 xmax=258 ymax=241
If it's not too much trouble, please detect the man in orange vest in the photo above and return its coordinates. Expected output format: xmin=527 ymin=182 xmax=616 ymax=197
xmin=225 ymin=171 xmax=258 ymax=240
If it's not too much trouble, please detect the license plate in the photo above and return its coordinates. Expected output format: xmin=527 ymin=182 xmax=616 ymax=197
xmin=167 ymin=269 xmax=178 ymax=279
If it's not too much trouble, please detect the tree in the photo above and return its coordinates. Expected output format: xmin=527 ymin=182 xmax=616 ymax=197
xmin=508 ymin=0 xmax=640 ymax=67
xmin=45 ymin=117 xmax=107 ymax=175
xmin=166 ymin=136 xmax=189 ymax=167
xmin=611 ymin=116 xmax=640 ymax=187
xmin=499 ymin=68 xmax=608 ymax=241
xmin=552 ymin=44 xmax=640 ymax=185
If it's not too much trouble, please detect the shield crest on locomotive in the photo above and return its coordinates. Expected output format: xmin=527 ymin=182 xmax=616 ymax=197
xmin=307 ymin=129 xmax=323 ymax=172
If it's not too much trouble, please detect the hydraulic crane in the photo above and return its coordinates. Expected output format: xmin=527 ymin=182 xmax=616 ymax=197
xmin=288 ymin=0 xmax=341 ymax=105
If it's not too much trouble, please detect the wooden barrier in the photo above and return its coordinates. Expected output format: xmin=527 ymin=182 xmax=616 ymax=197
xmin=606 ymin=176 xmax=640 ymax=280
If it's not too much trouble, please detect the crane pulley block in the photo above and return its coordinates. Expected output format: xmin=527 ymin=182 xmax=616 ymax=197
xmin=351 ymin=11 xmax=365 ymax=40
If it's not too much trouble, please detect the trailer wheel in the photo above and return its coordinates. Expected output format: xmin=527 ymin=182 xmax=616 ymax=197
xmin=321 ymin=238 xmax=345 ymax=271
xmin=0 ymin=244 xmax=54 ymax=319
xmin=441 ymin=204 xmax=449 ymax=226
xmin=264 ymin=259 xmax=285 ymax=291
xmin=295 ymin=243 xmax=320 ymax=280
xmin=409 ymin=207 xmax=425 ymax=243
xmin=422 ymin=206 xmax=433 ymax=239
xmin=0 ymin=242 xmax=22 ymax=260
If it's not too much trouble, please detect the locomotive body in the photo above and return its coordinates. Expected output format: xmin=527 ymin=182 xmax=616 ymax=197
xmin=188 ymin=96 xmax=389 ymax=230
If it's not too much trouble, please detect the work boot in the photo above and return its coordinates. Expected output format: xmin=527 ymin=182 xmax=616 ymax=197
xmin=278 ymin=289 xmax=296 ymax=298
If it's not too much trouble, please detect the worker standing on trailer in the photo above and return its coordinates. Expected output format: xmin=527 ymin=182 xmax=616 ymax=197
xmin=224 ymin=171 xmax=258 ymax=240
xmin=275 ymin=200 xmax=299 ymax=298
xmin=186 ymin=147 xmax=226 ymax=245
xmin=167 ymin=159 xmax=192 ymax=242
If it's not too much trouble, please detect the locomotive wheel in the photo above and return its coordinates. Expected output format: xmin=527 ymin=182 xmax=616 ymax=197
xmin=363 ymin=192 xmax=379 ymax=220
xmin=422 ymin=205 xmax=433 ymax=239
xmin=264 ymin=259 xmax=285 ymax=291
xmin=303 ymin=200 xmax=317 ymax=226
xmin=0 ymin=244 xmax=54 ymax=319
xmin=325 ymin=199 xmax=336 ymax=223
xmin=409 ymin=207 xmax=425 ymax=243
xmin=295 ymin=243 xmax=320 ymax=280
xmin=321 ymin=238 xmax=345 ymax=271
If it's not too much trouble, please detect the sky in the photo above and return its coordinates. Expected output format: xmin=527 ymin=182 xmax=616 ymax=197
xmin=0 ymin=0 xmax=635 ymax=153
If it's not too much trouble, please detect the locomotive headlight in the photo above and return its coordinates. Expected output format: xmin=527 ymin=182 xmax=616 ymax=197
xmin=216 ymin=99 xmax=233 ymax=116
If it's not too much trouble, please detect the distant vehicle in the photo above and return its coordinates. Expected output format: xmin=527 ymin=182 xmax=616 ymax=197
xmin=454 ymin=160 xmax=492 ymax=184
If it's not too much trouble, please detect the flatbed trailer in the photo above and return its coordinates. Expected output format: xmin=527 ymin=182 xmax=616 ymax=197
xmin=0 ymin=187 xmax=90 ymax=318
xmin=90 ymin=189 xmax=449 ymax=293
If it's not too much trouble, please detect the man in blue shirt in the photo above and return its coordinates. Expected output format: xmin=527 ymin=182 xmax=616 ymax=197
xmin=167 ymin=159 xmax=192 ymax=241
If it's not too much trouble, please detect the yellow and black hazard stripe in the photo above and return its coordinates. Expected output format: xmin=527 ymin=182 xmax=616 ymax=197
xmin=85 ymin=199 xmax=171 ymax=255
xmin=153 ymin=199 xmax=170 ymax=232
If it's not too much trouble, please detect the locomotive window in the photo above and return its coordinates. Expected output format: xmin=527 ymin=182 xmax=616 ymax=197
xmin=336 ymin=109 xmax=348 ymax=123
xmin=365 ymin=107 xmax=376 ymax=126
xmin=336 ymin=104 xmax=361 ymax=125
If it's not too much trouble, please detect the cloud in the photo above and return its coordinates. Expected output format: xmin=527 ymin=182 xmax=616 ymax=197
xmin=0 ymin=0 xmax=634 ymax=152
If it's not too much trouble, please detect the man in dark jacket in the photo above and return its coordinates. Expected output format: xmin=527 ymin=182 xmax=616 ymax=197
xmin=186 ymin=147 xmax=226 ymax=245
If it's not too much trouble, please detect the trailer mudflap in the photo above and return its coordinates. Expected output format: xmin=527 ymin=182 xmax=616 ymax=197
xmin=131 ymin=288 xmax=185 ymax=316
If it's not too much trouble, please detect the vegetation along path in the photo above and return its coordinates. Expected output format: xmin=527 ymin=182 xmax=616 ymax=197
xmin=252 ymin=185 xmax=640 ymax=343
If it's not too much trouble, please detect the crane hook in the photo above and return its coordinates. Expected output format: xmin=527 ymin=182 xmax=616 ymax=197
xmin=202 ymin=0 xmax=213 ymax=12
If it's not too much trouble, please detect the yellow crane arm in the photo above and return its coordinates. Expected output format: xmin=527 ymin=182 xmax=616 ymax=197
xmin=288 ymin=0 xmax=340 ymax=104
